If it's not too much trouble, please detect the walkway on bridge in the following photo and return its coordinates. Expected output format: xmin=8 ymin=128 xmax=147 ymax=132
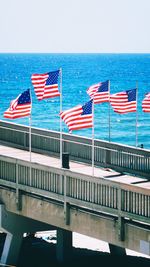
xmin=1 ymin=144 xmax=149 ymax=189
xmin=0 ymin=143 xmax=150 ymax=265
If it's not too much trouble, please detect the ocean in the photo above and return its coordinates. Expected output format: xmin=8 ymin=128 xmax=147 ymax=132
xmin=0 ymin=53 xmax=150 ymax=149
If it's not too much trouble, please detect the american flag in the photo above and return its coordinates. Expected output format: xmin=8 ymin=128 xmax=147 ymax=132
xmin=31 ymin=70 xmax=60 ymax=100
xmin=142 ymin=92 xmax=150 ymax=112
xmin=60 ymin=99 xmax=93 ymax=131
xmin=87 ymin=80 xmax=109 ymax=104
xmin=110 ymin=88 xmax=137 ymax=114
xmin=4 ymin=89 xmax=31 ymax=119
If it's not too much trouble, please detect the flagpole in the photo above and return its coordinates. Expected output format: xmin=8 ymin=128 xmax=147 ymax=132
xmin=59 ymin=68 xmax=63 ymax=167
xmin=92 ymin=100 xmax=94 ymax=176
xmin=108 ymin=80 xmax=111 ymax=142
xmin=29 ymin=88 xmax=32 ymax=186
xmin=29 ymin=116 xmax=32 ymax=161
xmin=136 ymin=82 xmax=138 ymax=147
xmin=29 ymin=88 xmax=32 ymax=162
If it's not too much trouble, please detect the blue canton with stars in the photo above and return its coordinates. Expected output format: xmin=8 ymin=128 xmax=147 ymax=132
xmin=81 ymin=99 xmax=93 ymax=115
xmin=126 ymin=88 xmax=136 ymax=102
xmin=46 ymin=70 xmax=60 ymax=85
xmin=98 ymin=80 xmax=109 ymax=92
xmin=18 ymin=89 xmax=31 ymax=104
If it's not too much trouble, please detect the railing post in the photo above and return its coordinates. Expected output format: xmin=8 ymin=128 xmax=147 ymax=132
xmin=29 ymin=165 xmax=32 ymax=187
xmin=117 ymin=187 xmax=125 ymax=241
xmin=105 ymin=147 xmax=111 ymax=167
xmin=16 ymin=162 xmax=22 ymax=211
xmin=64 ymin=174 xmax=70 ymax=225
xmin=24 ymin=132 xmax=26 ymax=149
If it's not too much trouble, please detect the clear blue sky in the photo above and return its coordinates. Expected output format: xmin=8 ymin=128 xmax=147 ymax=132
xmin=0 ymin=0 xmax=150 ymax=53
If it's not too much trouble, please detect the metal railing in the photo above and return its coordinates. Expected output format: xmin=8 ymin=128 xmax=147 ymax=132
xmin=0 ymin=155 xmax=149 ymax=225
xmin=0 ymin=120 xmax=150 ymax=178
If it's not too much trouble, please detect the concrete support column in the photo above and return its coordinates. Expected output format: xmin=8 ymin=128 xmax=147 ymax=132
xmin=1 ymin=232 xmax=23 ymax=265
xmin=56 ymin=229 xmax=73 ymax=262
xmin=0 ymin=204 xmax=54 ymax=265
xmin=109 ymin=243 xmax=126 ymax=255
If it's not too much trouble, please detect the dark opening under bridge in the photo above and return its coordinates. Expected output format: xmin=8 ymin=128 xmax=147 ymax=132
xmin=0 ymin=120 xmax=149 ymax=265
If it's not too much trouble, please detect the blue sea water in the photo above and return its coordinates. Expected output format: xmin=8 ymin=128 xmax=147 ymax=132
xmin=0 ymin=53 xmax=150 ymax=149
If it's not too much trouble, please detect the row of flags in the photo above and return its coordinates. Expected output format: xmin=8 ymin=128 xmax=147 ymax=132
xmin=3 ymin=69 xmax=150 ymax=133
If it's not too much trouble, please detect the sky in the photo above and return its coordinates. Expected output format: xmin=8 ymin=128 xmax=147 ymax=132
xmin=0 ymin=0 xmax=150 ymax=53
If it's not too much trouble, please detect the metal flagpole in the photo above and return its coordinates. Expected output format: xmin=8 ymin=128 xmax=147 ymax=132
xmin=29 ymin=88 xmax=32 ymax=162
xmin=29 ymin=115 xmax=32 ymax=162
xmin=136 ymin=82 xmax=138 ymax=147
xmin=59 ymin=68 xmax=63 ymax=167
xmin=108 ymin=80 xmax=111 ymax=142
xmin=29 ymin=88 xmax=32 ymax=186
xmin=92 ymin=99 xmax=94 ymax=176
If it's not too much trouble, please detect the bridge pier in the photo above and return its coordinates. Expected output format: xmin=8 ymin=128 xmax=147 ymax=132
xmin=0 ymin=204 xmax=54 ymax=266
xmin=1 ymin=232 xmax=23 ymax=265
xmin=56 ymin=229 xmax=72 ymax=262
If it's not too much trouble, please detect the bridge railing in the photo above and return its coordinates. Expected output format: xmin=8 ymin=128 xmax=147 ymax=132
xmin=0 ymin=155 xmax=149 ymax=226
xmin=0 ymin=120 xmax=150 ymax=179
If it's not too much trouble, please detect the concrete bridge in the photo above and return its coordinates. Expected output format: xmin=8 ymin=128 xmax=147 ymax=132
xmin=0 ymin=120 xmax=150 ymax=265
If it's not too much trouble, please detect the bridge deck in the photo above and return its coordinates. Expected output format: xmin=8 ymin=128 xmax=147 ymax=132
xmin=1 ymin=144 xmax=149 ymax=188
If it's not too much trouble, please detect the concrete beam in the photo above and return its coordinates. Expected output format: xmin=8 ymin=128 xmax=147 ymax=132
xmin=0 ymin=204 xmax=54 ymax=234
xmin=1 ymin=189 xmax=150 ymax=257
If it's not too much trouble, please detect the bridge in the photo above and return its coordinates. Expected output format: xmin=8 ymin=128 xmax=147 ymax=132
xmin=0 ymin=120 xmax=149 ymax=265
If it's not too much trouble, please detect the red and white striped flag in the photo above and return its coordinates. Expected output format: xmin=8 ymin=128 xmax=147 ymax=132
xmin=87 ymin=80 xmax=109 ymax=104
xmin=4 ymin=89 xmax=31 ymax=119
xmin=142 ymin=92 xmax=150 ymax=112
xmin=31 ymin=70 xmax=60 ymax=100
xmin=60 ymin=100 xmax=93 ymax=132
xmin=110 ymin=89 xmax=137 ymax=114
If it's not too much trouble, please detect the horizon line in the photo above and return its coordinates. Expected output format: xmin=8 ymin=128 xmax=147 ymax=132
xmin=0 ymin=51 xmax=150 ymax=54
